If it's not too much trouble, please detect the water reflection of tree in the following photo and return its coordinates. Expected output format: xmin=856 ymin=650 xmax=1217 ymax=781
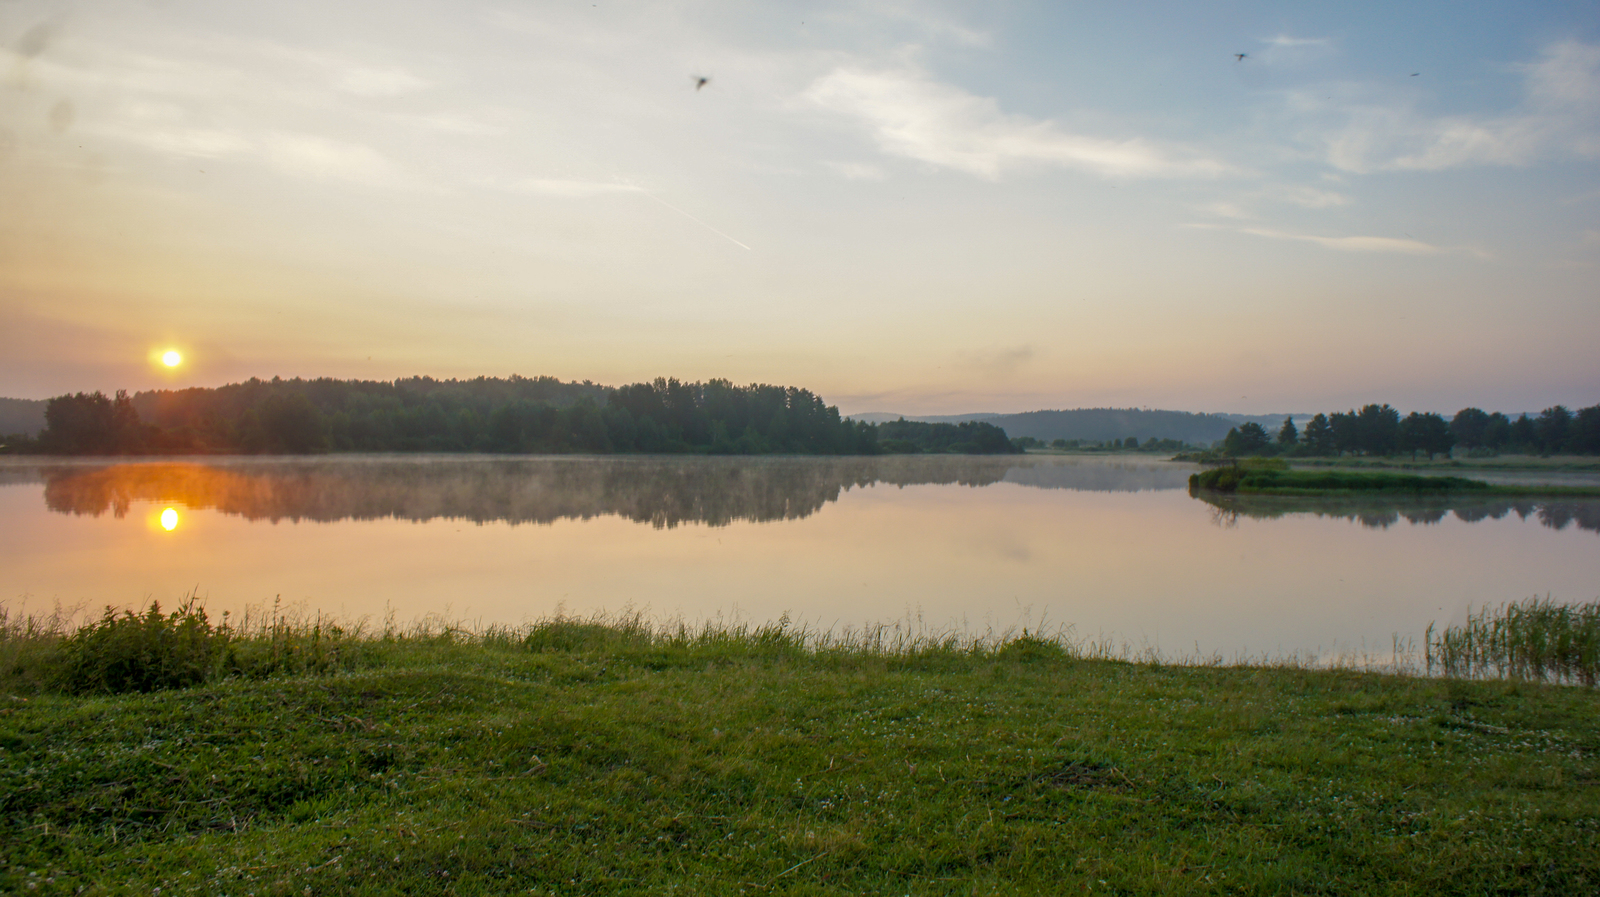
xmin=34 ymin=457 xmax=1053 ymax=528
xmin=1195 ymin=492 xmax=1600 ymax=535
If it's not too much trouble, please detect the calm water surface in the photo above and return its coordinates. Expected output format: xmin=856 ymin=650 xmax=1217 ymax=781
xmin=2 ymin=454 xmax=1596 ymax=662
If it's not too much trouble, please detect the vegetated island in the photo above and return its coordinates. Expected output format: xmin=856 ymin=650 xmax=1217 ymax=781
xmin=1 ymin=598 xmax=1596 ymax=894
xmin=1189 ymin=460 xmax=1600 ymax=498
xmin=0 ymin=376 xmax=1019 ymax=457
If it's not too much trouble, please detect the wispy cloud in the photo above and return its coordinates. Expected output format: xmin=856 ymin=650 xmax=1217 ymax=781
xmin=1256 ymin=34 xmax=1336 ymax=66
xmin=1200 ymin=201 xmax=1253 ymax=219
xmin=804 ymin=66 xmax=1231 ymax=180
xmin=1191 ymin=223 xmax=1455 ymax=255
xmin=1266 ymin=35 xmax=1330 ymax=48
xmin=823 ymin=160 xmax=888 ymax=181
xmin=265 ymin=133 xmax=401 ymax=184
xmin=514 ymin=179 xmax=643 ymax=197
xmin=959 ymin=344 xmax=1036 ymax=378
xmin=1277 ymin=185 xmax=1350 ymax=208
xmin=335 ymin=66 xmax=430 ymax=97
xmin=1312 ymin=40 xmax=1600 ymax=173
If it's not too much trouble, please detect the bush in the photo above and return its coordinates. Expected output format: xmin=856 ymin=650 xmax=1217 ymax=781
xmin=996 ymin=633 xmax=1070 ymax=664
xmin=55 ymin=600 xmax=226 ymax=694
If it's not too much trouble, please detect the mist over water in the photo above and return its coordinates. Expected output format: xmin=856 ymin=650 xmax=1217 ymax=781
xmin=2 ymin=455 xmax=1596 ymax=662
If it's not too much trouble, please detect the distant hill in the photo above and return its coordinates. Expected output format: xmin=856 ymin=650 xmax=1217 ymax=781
xmin=0 ymin=398 xmax=47 ymax=437
xmin=849 ymin=408 xmax=1308 ymax=446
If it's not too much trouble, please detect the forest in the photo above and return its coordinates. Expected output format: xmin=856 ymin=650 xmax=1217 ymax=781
xmin=1219 ymin=403 xmax=1600 ymax=458
xmin=1 ymin=376 xmax=1017 ymax=457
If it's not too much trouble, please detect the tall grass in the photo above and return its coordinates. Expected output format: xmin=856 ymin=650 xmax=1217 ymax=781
xmin=10 ymin=595 xmax=1598 ymax=695
xmin=0 ymin=595 xmax=368 ymax=694
xmin=1427 ymin=596 xmax=1600 ymax=686
xmin=1 ymin=599 xmax=1152 ymax=695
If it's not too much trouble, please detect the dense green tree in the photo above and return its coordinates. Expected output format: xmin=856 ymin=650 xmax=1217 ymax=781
xmin=1276 ymin=416 xmax=1298 ymax=448
xmin=1573 ymin=405 xmax=1600 ymax=454
xmin=874 ymin=419 xmax=1019 ymax=454
xmin=241 ymin=394 xmax=328 ymax=453
xmin=25 ymin=376 xmax=893 ymax=457
xmin=1398 ymin=412 xmax=1455 ymax=461
xmin=1300 ymin=413 xmax=1334 ymax=456
xmin=1536 ymin=406 xmax=1572 ymax=453
xmin=1482 ymin=412 xmax=1512 ymax=449
xmin=1328 ymin=412 xmax=1359 ymax=456
xmin=1222 ymin=422 xmax=1271 ymax=456
xmin=40 ymin=390 xmax=147 ymax=454
xmin=1509 ymin=414 xmax=1537 ymax=450
xmin=1355 ymin=404 xmax=1400 ymax=456
xmin=1450 ymin=408 xmax=1491 ymax=448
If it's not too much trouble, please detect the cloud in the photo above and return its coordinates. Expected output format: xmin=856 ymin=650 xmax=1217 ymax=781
xmin=92 ymin=101 xmax=253 ymax=158
xmin=514 ymin=179 xmax=643 ymax=197
xmin=1266 ymin=35 xmax=1330 ymax=48
xmin=803 ymin=66 xmax=1230 ymax=180
xmin=1314 ymin=40 xmax=1600 ymax=173
xmin=1256 ymin=34 xmax=1336 ymax=66
xmin=823 ymin=160 xmax=887 ymax=180
xmin=1201 ymin=201 xmax=1252 ymax=219
xmin=1232 ymin=225 xmax=1448 ymax=255
xmin=336 ymin=66 xmax=430 ymax=97
xmin=960 ymin=344 xmax=1036 ymax=378
xmin=1278 ymin=185 xmax=1350 ymax=208
xmin=134 ymin=127 xmax=253 ymax=158
xmin=265 ymin=133 xmax=400 ymax=184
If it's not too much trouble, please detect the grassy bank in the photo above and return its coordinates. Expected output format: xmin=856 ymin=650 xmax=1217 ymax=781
xmin=1291 ymin=455 xmax=1600 ymax=473
xmin=2 ymin=605 xmax=1598 ymax=894
xmin=1189 ymin=464 xmax=1600 ymax=497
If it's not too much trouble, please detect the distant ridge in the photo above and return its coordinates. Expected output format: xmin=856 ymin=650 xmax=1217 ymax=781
xmin=848 ymin=408 xmax=1308 ymax=445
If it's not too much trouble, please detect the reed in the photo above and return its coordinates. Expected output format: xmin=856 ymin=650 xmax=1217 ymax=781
xmin=0 ymin=598 xmax=1236 ymax=695
xmin=1427 ymin=596 xmax=1600 ymax=686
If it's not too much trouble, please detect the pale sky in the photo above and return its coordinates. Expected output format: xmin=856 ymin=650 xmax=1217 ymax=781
xmin=2 ymin=0 xmax=1597 ymax=415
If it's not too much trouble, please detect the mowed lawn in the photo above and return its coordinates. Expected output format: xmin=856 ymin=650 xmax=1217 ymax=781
xmin=3 ymin=635 xmax=1597 ymax=895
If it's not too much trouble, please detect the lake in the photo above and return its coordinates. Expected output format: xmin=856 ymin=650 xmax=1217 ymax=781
xmin=3 ymin=454 xmax=1597 ymax=664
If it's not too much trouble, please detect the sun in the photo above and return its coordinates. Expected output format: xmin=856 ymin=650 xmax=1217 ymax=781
xmin=160 ymin=507 xmax=179 ymax=531
xmin=162 ymin=350 xmax=183 ymax=367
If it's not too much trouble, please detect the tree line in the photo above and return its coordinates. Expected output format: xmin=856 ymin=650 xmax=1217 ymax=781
xmin=4 ymin=376 xmax=1018 ymax=457
xmin=1220 ymin=403 xmax=1600 ymax=459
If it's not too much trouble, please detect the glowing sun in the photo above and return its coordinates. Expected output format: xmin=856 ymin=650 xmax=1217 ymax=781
xmin=162 ymin=350 xmax=183 ymax=367
xmin=160 ymin=507 xmax=179 ymax=531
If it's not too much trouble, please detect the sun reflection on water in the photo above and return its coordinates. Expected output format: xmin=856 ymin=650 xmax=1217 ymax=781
xmin=159 ymin=507 xmax=179 ymax=531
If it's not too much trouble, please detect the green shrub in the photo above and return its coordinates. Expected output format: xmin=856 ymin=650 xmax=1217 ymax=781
xmin=996 ymin=632 xmax=1070 ymax=664
xmin=55 ymin=599 xmax=226 ymax=694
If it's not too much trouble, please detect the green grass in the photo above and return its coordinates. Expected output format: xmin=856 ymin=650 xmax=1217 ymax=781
xmin=1189 ymin=466 xmax=1600 ymax=497
xmin=1292 ymin=455 xmax=1600 ymax=473
xmin=2 ymin=607 xmax=1598 ymax=895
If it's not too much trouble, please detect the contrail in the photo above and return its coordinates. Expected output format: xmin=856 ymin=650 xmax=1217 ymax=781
xmin=639 ymin=190 xmax=752 ymax=251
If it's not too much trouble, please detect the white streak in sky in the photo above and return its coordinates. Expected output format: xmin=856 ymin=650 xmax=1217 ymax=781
xmin=639 ymin=191 xmax=752 ymax=251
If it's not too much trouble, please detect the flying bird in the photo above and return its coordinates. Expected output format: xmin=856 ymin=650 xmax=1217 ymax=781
xmin=1234 ymin=53 xmax=1247 ymax=62
xmin=694 ymin=75 xmax=709 ymax=90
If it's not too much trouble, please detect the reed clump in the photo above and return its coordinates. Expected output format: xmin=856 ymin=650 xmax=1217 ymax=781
xmin=1427 ymin=596 xmax=1600 ymax=686
xmin=0 ymin=596 xmax=366 ymax=694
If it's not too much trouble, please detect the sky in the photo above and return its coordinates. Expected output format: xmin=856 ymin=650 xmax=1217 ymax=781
xmin=1 ymin=0 xmax=1598 ymax=415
